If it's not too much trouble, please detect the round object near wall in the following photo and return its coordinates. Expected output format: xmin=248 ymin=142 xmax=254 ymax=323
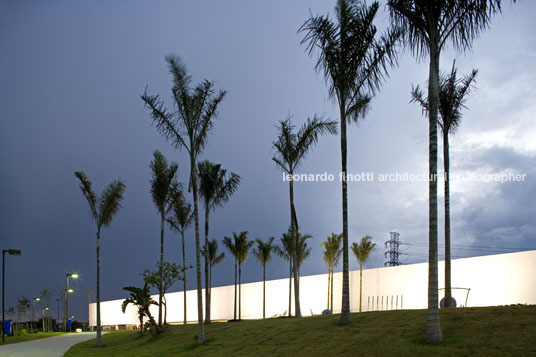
xmin=440 ymin=297 xmax=457 ymax=308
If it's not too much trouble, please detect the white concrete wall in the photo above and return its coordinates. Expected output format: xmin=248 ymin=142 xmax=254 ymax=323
xmin=89 ymin=250 xmax=536 ymax=326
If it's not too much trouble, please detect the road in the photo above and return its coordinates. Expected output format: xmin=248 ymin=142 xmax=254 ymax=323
xmin=0 ymin=332 xmax=102 ymax=357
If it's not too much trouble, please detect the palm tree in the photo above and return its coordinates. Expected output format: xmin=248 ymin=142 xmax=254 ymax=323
xmin=235 ymin=231 xmax=253 ymax=320
xmin=222 ymin=235 xmax=238 ymax=320
xmin=351 ymin=235 xmax=376 ymax=312
xmin=121 ymin=284 xmax=159 ymax=335
xmin=295 ymin=232 xmax=312 ymax=281
xmin=411 ymin=62 xmax=477 ymax=308
xmin=321 ymin=233 xmax=343 ymax=311
xmin=252 ymin=237 xmax=276 ymax=319
xmin=142 ymin=55 xmax=226 ymax=344
xmin=149 ymin=150 xmax=179 ymax=328
xmin=272 ymin=115 xmax=337 ymax=318
xmin=198 ymin=160 xmax=240 ymax=324
xmin=275 ymin=231 xmax=295 ymax=317
xmin=387 ymin=0 xmax=508 ymax=342
xmin=300 ymin=0 xmax=399 ymax=325
xmin=74 ymin=171 xmax=125 ymax=346
xmin=203 ymin=239 xmax=225 ymax=322
xmin=167 ymin=190 xmax=193 ymax=325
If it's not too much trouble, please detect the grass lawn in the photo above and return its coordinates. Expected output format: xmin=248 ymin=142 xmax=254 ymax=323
xmin=65 ymin=305 xmax=535 ymax=356
xmin=2 ymin=332 xmax=66 ymax=345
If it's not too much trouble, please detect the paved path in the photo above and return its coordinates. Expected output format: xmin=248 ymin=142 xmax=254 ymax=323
xmin=0 ymin=332 xmax=103 ymax=357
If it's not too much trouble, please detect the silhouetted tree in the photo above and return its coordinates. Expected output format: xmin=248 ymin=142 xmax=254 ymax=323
xmin=388 ymin=0 xmax=508 ymax=341
xmin=74 ymin=171 xmax=125 ymax=346
xmin=272 ymin=115 xmax=337 ymax=317
xmin=142 ymin=55 xmax=225 ymax=344
xmin=301 ymin=0 xmax=399 ymax=325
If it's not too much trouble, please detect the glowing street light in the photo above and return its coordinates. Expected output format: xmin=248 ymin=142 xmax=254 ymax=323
xmin=42 ymin=307 xmax=49 ymax=333
xmin=64 ymin=273 xmax=78 ymax=332
xmin=2 ymin=249 xmax=22 ymax=344
xmin=32 ymin=297 xmax=41 ymax=333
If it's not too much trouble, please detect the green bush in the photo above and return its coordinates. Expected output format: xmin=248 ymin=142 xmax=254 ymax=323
xmin=17 ymin=328 xmax=28 ymax=336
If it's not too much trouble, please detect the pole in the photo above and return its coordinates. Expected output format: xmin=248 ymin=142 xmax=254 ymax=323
xmin=1 ymin=249 xmax=20 ymax=343
xmin=56 ymin=299 xmax=59 ymax=331
xmin=63 ymin=275 xmax=69 ymax=332
xmin=32 ymin=299 xmax=35 ymax=333
xmin=2 ymin=250 xmax=5 ymax=344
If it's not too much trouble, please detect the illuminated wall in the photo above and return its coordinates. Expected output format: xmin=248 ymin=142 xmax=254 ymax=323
xmin=89 ymin=250 xmax=536 ymax=327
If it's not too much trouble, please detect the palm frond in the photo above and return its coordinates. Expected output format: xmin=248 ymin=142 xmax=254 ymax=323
xmin=74 ymin=171 xmax=98 ymax=222
xmin=98 ymin=179 xmax=126 ymax=228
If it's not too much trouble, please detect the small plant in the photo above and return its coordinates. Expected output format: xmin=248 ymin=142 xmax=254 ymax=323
xmin=17 ymin=328 xmax=28 ymax=336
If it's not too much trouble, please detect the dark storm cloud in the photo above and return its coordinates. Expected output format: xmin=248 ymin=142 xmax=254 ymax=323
xmin=0 ymin=0 xmax=534 ymax=321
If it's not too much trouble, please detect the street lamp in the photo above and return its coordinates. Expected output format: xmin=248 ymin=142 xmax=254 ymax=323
xmin=2 ymin=249 xmax=21 ymax=344
xmin=56 ymin=298 xmax=60 ymax=331
xmin=42 ymin=307 xmax=49 ymax=333
xmin=32 ymin=297 xmax=40 ymax=333
xmin=63 ymin=273 xmax=78 ymax=332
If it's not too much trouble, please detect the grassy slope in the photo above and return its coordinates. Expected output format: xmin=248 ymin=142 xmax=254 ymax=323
xmin=66 ymin=305 xmax=536 ymax=356
xmin=2 ymin=332 xmax=66 ymax=345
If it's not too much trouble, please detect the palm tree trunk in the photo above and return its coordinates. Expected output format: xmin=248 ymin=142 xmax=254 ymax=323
xmin=191 ymin=157 xmax=207 ymax=344
xmin=288 ymin=259 xmax=292 ymax=317
xmin=331 ymin=266 xmax=334 ymax=312
xmin=327 ymin=266 xmax=330 ymax=310
xmin=339 ymin=104 xmax=351 ymax=325
xmin=443 ymin=130 xmax=453 ymax=307
xmin=144 ymin=308 xmax=159 ymax=331
xmin=158 ymin=213 xmax=164 ymax=328
xmin=288 ymin=178 xmax=302 ymax=318
xmin=239 ymin=261 xmax=242 ymax=320
xmin=96 ymin=229 xmax=103 ymax=347
xmin=204 ymin=204 xmax=211 ymax=324
xmin=424 ymin=38 xmax=443 ymax=343
xmin=234 ymin=258 xmax=237 ymax=320
xmin=359 ymin=262 xmax=363 ymax=312
xmin=163 ymin=297 xmax=167 ymax=325
xmin=209 ymin=264 xmax=212 ymax=320
xmin=263 ymin=264 xmax=266 ymax=319
xmin=181 ymin=230 xmax=187 ymax=325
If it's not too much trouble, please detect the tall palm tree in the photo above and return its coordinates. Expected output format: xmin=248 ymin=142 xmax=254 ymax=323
xmin=321 ymin=233 xmax=343 ymax=311
xmin=74 ymin=171 xmax=125 ymax=346
xmin=351 ymin=235 xmax=376 ymax=312
xmin=149 ymin=150 xmax=179 ymax=328
xmin=167 ymin=190 xmax=193 ymax=325
xmin=203 ymin=239 xmax=225 ymax=321
xmin=387 ymin=0 xmax=508 ymax=342
xmin=198 ymin=160 xmax=240 ymax=324
xmin=222 ymin=235 xmax=238 ymax=320
xmin=252 ymin=237 xmax=276 ymax=319
xmin=411 ymin=62 xmax=477 ymax=308
xmin=272 ymin=115 xmax=337 ymax=318
xmin=235 ymin=231 xmax=253 ymax=320
xmin=142 ymin=55 xmax=226 ymax=344
xmin=275 ymin=231 xmax=295 ymax=317
xmin=300 ymin=0 xmax=399 ymax=325
xmin=121 ymin=284 xmax=160 ymax=335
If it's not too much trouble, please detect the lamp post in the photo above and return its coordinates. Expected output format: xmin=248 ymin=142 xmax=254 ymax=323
xmin=56 ymin=298 xmax=60 ymax=331
xmin=2 ymin=249 xmax=21 ymax=344
xmin=63 ymin=273 xmax=78 ymax=332
xmin=32 ymin=297 xmax=40 ymax=333
xmin=42 ymin=307 xmax=49 ymax=333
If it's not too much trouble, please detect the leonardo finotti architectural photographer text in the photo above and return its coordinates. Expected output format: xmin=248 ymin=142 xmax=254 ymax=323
xmin=282 ymin=171 xmax=527 ymax=183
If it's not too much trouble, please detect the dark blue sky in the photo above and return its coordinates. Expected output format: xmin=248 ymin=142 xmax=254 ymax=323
xmin=1 ymin=0 xmax=534 ymax=322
